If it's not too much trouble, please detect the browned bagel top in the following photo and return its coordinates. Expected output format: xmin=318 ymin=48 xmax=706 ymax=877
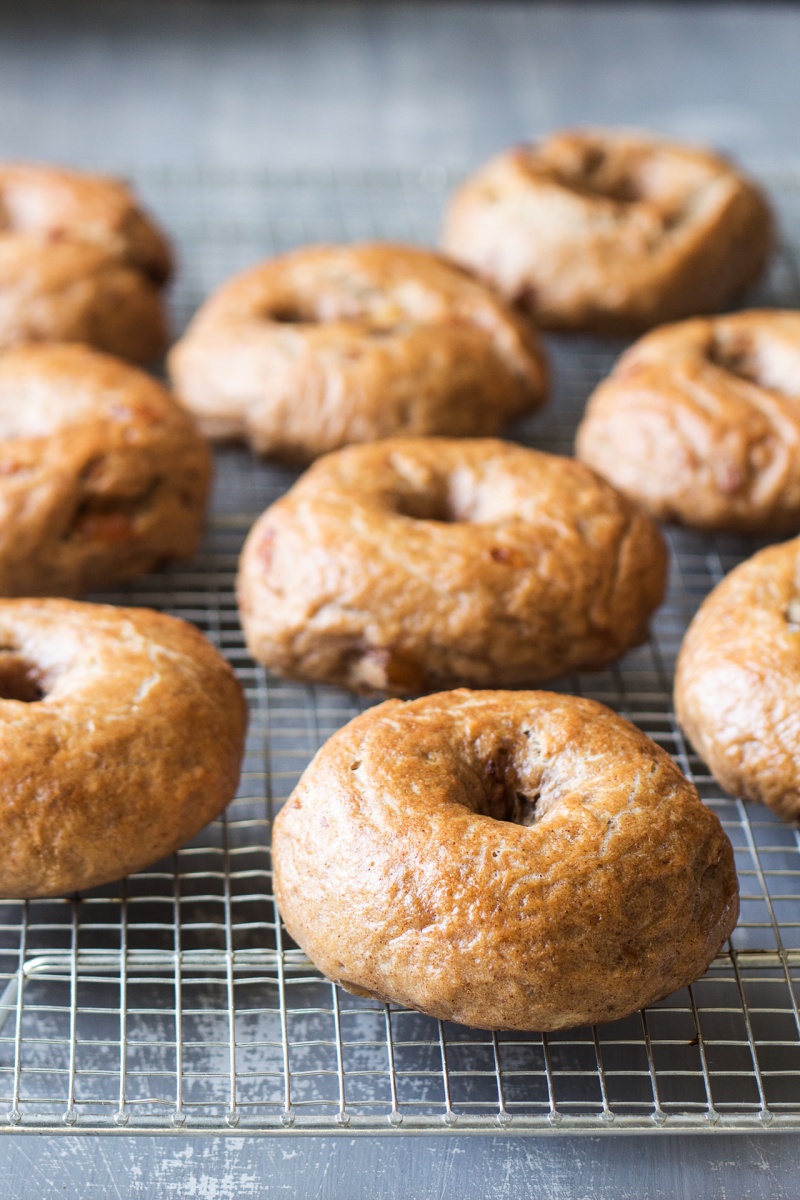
xmin=169 ymin=243 xmax=548 ymax=460
xmin=442 ymin=128 xmax=772 ymax=333
xmin=238 ymin=437 xmax=668 ymax=693
xmin=273 ymin=690 xmax=738 ymax=1030
xmin=0 ymin=343 xmax=211 ymax=595
xmin=180 ymin=241 xmax=542 ymax=384
xmin=577 ymin=310 xmax=800 ymax=533
xmin=0 ymin=162 xmax=171 ymax=282
xmin=0 ymin=598 xmax=246 ymax=897
xmin=675 ymin=537 xmax=800 ymax=820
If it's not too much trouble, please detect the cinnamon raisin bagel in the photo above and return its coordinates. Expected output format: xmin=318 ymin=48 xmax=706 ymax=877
xmin=237 ymin=437 xmax=668 ymax=693
xmin=0 ymin=599 xmax=246 ymax=897
xmin=675 ymin=537 xmax=800 ymax=821
xmin=0 ymin=343 xmax=211 ymax=596
xmin=0 ymin=162 xmax=172 ymax=363
xmin=273 ymin=690 xmax=738 ymax=1031
xmin=168 ymin=243 xmax=548 ymax=463
xmin=442 ymin=129 xmax=772 ymax=334
xmin=577 ymin=311 xmax=800 ymax=533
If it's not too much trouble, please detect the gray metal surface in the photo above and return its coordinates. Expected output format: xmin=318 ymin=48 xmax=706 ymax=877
xmin=0 ymin=169 xmax=799 ymax=1141
xmin=1 ymin=0 xmax=800 ymax=174
xmin=5 ymin=1130 xmax=800 ymax=1199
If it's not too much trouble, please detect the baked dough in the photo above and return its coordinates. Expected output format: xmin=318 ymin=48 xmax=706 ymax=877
xmin=273 ymin=690 xmax=738 ymax=1031
xmin=442 ymin=129 xmax=772 ymax=334
xmin=675 ymin=537 xmax=800 ymax=821
xmin=0 ymin=343 xmax=211 ymax=596
xmin=0 ymin=598 xmax=247 ymax=897
xmin=238 ymin=437 xmax=668 ymax=693
xmin=577 ymin=311 xmax=800 ymax=533
xmin=0 ymin=162 xmax=171 ymax=362
xmin=168 ymin=243 xmax=548 ymax=463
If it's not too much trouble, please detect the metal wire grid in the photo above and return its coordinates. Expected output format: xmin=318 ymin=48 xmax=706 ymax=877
xmin=0 ymin=169 xmax=800 ymax=1136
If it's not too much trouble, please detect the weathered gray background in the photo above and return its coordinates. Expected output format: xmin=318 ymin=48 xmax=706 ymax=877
xmin=2 ymin=1 xmax=800 ymax=1196
xmin=2 ymin=0 xmax=799 ymax=173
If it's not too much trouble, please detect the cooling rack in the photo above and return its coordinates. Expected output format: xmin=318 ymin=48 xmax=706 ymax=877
xmin=1 ymin=168 xmax=800 ymax=1136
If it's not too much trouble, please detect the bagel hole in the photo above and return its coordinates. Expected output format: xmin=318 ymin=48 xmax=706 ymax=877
xmin=366 ymin=326 xmax=402 ymax=339
xmin=0 ymin=652 xmax=45 ymax=703
xmin=551 ymin=146 xmax=690 ymax=229
xmin=66 ymin=477 xmax=164 ymax=543
xmin=556 ymin=147 xmax=644 ymax=205
xmin=482 ymin=784 xmax=542 ymax=827
xmin=708 ymin=332 xmax=763 ymax=387
xmin=392 ymin=477 xmax=476 ymax=523
xmin=393 ymin=491 xmax=459 ymax=523
xmin=513 ymin=791 xmax=541 ymax=827
xmin=706 ymin=329 xmax=800 ymax=397
xmin=786 ymin=599 xmax=800 ymax=632
xmin=267 ymin=305 xmax=317 ymax=325
xmin=481 ymin=754 xmax=542 ymax=826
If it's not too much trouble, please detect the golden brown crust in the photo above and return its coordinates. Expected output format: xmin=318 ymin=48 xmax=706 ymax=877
xmin=0 ymin=599 xmax=247 ymax=897
xmin=273 ymin=690 xmax=738 ymax=1031
xmin=168 ymin=243 xmax=548 ymax=463
xmin=237 ymin=437 xmax=668 ymax=693
xmin=0 ymin=163 xmax=172 ymax=363
xmin=675 ymin=538 xmax=800 ymax=821
xmin=577 ymin=311 xmax=800 ymax=533
xmin=442 ymin=129 xmax=772 ymax=335
xmin=0 ymin=343 xmax=211 ymax=596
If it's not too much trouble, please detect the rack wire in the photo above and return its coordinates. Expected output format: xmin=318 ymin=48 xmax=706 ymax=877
xmin=1 ymin=168 xmax=800 ymax=1136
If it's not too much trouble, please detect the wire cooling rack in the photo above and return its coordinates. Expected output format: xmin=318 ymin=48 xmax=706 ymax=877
xmin=1 ymin=169 xmax=800 ymax=1137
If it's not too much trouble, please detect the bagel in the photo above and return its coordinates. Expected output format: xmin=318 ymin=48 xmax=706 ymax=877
xmin=168 ymin=243 xmax=548 ymax=463
xmin=676 ymin=537 xmax=800 ymax=821
xmin=0 ymin=599 xmax=246 ymax=897
xmin=441 ymin=129 xmax=772 ymax=334
xmin=0 ymin=343 xmax=211 ymax=597
xmin=577 ymin=311 xmax=800 ymax=533
xmin=273 ymin=690 xmax=738 ymax=1031
xmin=237 ymin=437 xmax=668 ymax=693
xmin=0 ymin=162 xmax=171 ymax=363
